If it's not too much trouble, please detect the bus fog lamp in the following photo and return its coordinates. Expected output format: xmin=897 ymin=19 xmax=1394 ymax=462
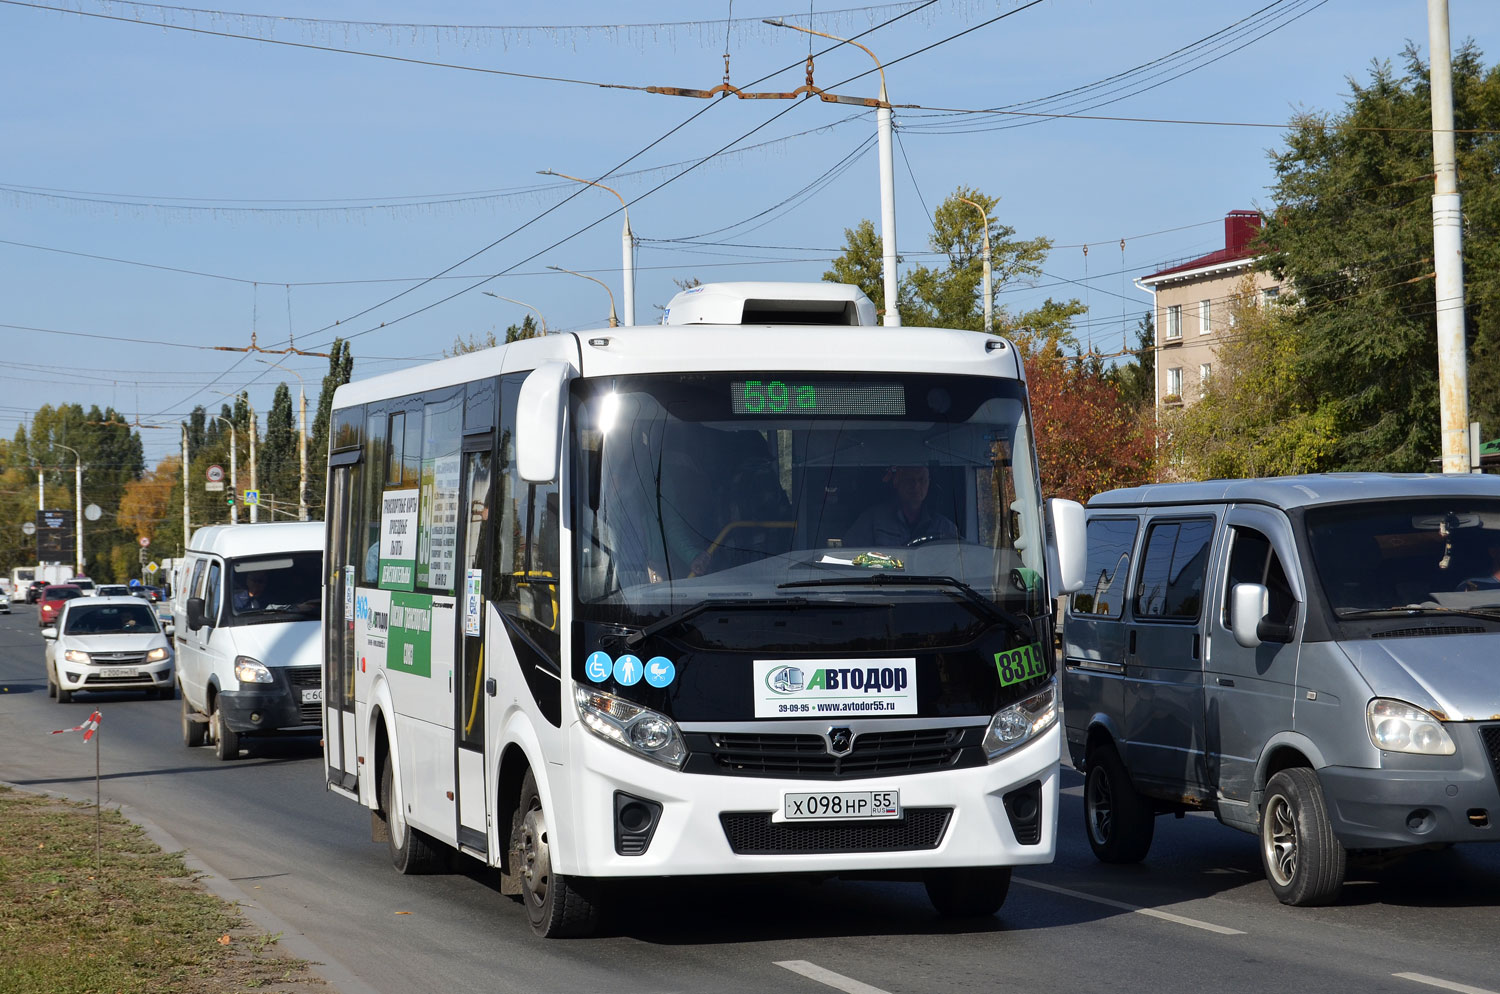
xmin=983 ymin=679 xmax=1057 ymax=760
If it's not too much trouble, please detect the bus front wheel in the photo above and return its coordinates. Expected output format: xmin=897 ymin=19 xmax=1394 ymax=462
xmin=512 ymin=770 xmax=601 ymax=938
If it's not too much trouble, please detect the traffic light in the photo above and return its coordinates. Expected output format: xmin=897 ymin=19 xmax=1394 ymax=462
xmin=226 ymin=492 xmax=236 ymax=506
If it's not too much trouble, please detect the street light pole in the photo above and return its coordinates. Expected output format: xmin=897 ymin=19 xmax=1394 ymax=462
xmin=257 ymin=358 xmax=310 ymax=521
xmin=481 ymin=292 xmax=549 ymax=336
xmin=546 ymin=265 xmax=619 ymax=328
xmin=181 ymin=423 xmax=191 ymax=544
xmin=765 ymin=19 xmax=900 ymax=326
xmin=957 ymin=196 xmax=993 ymax=333
xmin=538 ymin=170 xmax=635 ymax=326
xmin=54 ymin=443 xmax=83 ymax=576
xmin=247 ymin=400 xmax=258 ymax=523
xmin=1428 ymin=0 xmax=1471 ymax=473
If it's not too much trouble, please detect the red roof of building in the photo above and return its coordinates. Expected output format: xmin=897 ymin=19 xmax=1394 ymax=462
xmin=1142 ymin=211 xmax=1262 ymax=283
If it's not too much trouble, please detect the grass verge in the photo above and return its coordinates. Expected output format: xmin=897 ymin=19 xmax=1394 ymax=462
xmin=0 ymin=785 xmax=327 ymax=994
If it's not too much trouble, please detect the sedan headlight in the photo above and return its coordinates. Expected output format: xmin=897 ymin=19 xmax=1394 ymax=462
xmin=63 ymin=649 xmax=91 ymax=664
xmin=145 ymin=647 xmax=170 ymax=663
xmin=575 ymin=686 xmax=687 ymax=769
xmin=1367 ymin=698 xmax=1456 ymax=756
xmin=983 ymin=678 xmax=1058 ymax=760
xmin=234 ymin=655 xmax=274 ymax=684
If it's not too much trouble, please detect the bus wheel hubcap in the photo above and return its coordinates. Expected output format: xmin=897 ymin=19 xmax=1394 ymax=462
xmin=519 ymin=806 xmax=550 ymax=904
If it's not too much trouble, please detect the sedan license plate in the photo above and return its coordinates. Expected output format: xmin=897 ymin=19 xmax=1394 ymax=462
xmin=783 ymin=790 xmax=900 ymax=821
xmin=301 ymin=687 xmax=323 ymax=704
xmin=100 ymin=667 xmax=138 ymax=679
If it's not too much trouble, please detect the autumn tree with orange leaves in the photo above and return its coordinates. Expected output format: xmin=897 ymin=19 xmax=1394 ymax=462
xmin=1026 ymin=347 xmax=1156 ymax=503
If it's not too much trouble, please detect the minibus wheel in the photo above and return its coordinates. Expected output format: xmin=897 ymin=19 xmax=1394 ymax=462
xmin=924 ymin=866 xmax=1011 ymax=917
xmin=512 ymin=770 xmax=601 ymax=938
xmin=379 ymin=758 xmax=445 ymax=874
xmin=1083 ymin=742 xmax=1155 ymax=863
xmin=181 ymin=694 xmax=205 ymax=747
xmin=211 ymin=701 xmax=239 ymax=761
xmin=1260 ymin=768 xmax=1345 ymax=906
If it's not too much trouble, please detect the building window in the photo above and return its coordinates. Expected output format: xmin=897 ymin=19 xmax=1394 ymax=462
xmin=1199 ymin=363 xmax=1212 ymax=396
xmin=1199 ymin=299 xmax=1211 ymax=334
xmin=1165 ymin=366 xmax=1183 ymax=402
xmin=1262 ymin=286 xmax=1280 ymax=306
xmin=1166 ymin=304 xmax=1181 ymax=340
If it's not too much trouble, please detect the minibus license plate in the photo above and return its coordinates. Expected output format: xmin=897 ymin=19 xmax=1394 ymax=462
xmin=302 ymin=688 xmax=323 ymax=704
xmin=100 ymin=667 xmax=138 ymax=679
xmin=783 ymin=790 xmax=900 ymax=821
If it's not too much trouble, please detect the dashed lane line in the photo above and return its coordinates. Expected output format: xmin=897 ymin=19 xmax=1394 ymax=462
xmin=1013 ymin=877 xmax=1245 ymax=935
xmin=1394 ymin=973 xmax=1498 ymax=994
xmin=776 ymin=959 xmax=893 ymax=994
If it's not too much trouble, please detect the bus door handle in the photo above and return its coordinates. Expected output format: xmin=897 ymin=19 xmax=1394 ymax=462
xmin=485 ymin=678 xmax=497 ymax=697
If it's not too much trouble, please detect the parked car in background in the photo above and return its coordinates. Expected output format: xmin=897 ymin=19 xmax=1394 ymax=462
xmin=95 ymin=584 xmax=133 ymax=598
xmin=43 ymin=595 xmax=174 ymax=702
xmin=38 ymin=584 xmax=84 ymax=628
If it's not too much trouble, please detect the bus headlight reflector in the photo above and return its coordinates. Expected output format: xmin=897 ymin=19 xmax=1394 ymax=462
xmin=983 ymin=679 xmax=1057 ymax=760
xmin=576 ymin=687 xmax=687 ymax=769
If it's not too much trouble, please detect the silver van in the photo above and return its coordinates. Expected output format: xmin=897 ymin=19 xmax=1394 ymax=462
xmin=1062 ymin=474 xmax=1500 ymax=905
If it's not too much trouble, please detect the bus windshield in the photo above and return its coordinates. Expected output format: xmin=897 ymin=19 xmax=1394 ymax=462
xmin=570 ymin=372 xmax=1045 ymax=630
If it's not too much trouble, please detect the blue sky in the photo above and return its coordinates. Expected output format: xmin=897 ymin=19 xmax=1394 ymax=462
xmin=3 ymin=0 xmax=1496 ymax=466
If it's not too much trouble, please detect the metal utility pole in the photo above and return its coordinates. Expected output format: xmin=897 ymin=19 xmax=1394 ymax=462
xmin=537 ymin=170 xmax=635 ymax=326
xmin=55 ymin=443 xmax=83 ymax=576
xmin=1429 ymin=0 xmax=1470 ymax=473
xmin=957 ymin=196 xmax=993 ymax=333
xmin=247 ymin=401 xmax=258 ymax=523
xmin=181 ymin=423 xmax=191 ymax=543
xmin=547 ymin=265 xmax=619 ymax=327
xmin=257 ymin=358 xmax=311 ymax=521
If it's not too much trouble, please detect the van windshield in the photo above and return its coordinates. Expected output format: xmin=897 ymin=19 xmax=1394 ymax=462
xmin=1305 ymin=498 xmax=1500 ymax=617
xmin=228 ymin=552 xmax=323 ymax=625
xmin=569 ymin=371 xmax=1046 ymax=634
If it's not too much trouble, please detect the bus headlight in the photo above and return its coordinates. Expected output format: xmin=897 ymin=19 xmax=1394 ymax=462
xmin=983 ymin=679 xmax=1058 ymax=760
xmin=1367 ymin=699 xmax=1455 ymax=755
xmin=234 ymin=656 xmax=274 ymax=684
xmin=575 ymin=687 xmax=687 ymax=769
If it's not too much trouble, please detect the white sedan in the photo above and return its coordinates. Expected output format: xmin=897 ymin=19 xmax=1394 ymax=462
xmin=43 ymin=596 xmax=175 ymax=703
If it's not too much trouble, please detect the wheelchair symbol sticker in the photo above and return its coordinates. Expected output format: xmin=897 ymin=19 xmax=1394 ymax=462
xmin=585 ymin=651 xmax=612 ymax=683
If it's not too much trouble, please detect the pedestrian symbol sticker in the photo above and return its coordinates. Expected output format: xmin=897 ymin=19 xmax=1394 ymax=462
xmin=644 ymin=656 xmax=676 ymax=688
xmin=613 ymin=654 xmax=643 ymax=686
xmin=585 ymin=651 xmax=612 ymax=683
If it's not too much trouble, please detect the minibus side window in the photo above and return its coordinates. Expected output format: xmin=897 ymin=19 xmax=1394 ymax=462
xmin=1074 ymin=517 xmax=1137 ymax=618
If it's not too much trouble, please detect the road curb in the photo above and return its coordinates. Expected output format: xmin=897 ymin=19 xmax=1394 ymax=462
xmin=2 ymin=779 xmax=379 ymax=994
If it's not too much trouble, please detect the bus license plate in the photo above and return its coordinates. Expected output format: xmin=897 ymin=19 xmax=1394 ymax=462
xmin=100 ymin=667 xmax=138 ymax=679
xmin=301 ymin=688 xmax=323 ymax=704
xmin=783 ymin=790 xmax=900 ymax=821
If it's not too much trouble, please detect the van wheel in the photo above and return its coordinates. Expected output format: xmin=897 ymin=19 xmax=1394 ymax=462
xmin=379 ymin=758 xmax=445 ymax=874
xmin=512 ymin=770 xmax=601 ymax=937
xmin=1260 ymin=768 xmax=1345 ymax=906
xmin=1084 ymin=742 xmax=1155 ymax=863
xmin=181 ymin=693 xmax=205 ymax=747
xmin=211 ymin=702 xmax=239 ymax=761
xmin=924 ymin=866 xmax=1011 ymax=917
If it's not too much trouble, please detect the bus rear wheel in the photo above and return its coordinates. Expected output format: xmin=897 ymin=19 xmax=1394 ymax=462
xmin=924 ymin=866 xmax=1011 ymax=917
xmin=512 ymin=770 xmax=601 ymax=938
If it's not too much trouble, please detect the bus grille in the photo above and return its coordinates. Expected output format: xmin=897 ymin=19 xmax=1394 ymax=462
xmin=720 ymin=808 xmax=951 ymax=854
xmin=694 ymin=727 xmax=976 ymax=780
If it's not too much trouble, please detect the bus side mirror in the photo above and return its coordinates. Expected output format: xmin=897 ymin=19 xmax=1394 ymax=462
xmin=516 ymin=361 xmax=575 ymax=483
xmin=1046 ymin=498 xmax=1086 ymax=598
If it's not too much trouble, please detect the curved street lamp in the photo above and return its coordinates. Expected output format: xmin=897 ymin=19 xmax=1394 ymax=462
xmin=547 ymin=265 xmax=619 ymax=328
xmin=537 ymin=169 xmax=635 ymax=326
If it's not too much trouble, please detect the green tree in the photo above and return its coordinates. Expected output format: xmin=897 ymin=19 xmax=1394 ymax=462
xmin=1258 ymin=42 xmax=1500 ymax=469
xmin=1108 ymin=311 xmax=1156 ymax=410
xmin=259 ymin=383 xmax=298 ymax=515
xmin=824 ymin=188 xmax=1084 ymax=340
xmin=309 ymin=338 xmax=355 ymax=513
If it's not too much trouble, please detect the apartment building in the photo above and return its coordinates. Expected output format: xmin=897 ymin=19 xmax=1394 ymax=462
xmin=1136 ymin=210 xmax=1284 ymax=409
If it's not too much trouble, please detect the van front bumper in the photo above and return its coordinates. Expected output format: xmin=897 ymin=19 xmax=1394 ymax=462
xmin=218 ymin=666 xmax=322 ymax=734
xmin=1318 ymin=725 xmax=1500 ymax=849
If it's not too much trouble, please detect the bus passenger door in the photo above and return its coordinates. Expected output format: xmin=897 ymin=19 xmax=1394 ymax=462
xmin=454 ymin=445 xmax=494 ymax=855
xmin=324 ymin=460 xmax=360 ymax=794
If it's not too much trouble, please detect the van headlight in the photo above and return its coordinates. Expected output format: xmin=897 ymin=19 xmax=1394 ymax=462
xmin=575 ymin=687 xmax=687 ymax=769
xmin=1366 ymin=699 xmax=1455 ymax=755
xmin=234 ymin=655 xmax=274 ymax=684
xmin=983 ymin=678 xmax=1058 ymax=760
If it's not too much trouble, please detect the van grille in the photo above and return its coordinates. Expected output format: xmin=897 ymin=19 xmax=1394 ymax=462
xmin=720 ymin=808 xmax=951 ymax=854
xmin=1371 ymin=626 xmax=1486 ymax=640
xmin=286 ymin=667 xmax=322 ymax=724
xmin=686 ymin=727 xmax=980 ymax=780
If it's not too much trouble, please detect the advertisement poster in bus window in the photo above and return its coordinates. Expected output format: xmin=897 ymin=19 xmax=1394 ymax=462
xmin=420 ymin=454 xmax=460 ymax=592
xmin=378 ymin=488 xmax=419 ymax=591
xmin=387 ymin=591 xmax=433 ymax=678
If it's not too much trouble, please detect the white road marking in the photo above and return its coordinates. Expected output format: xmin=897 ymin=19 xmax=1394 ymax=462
xmin=1013 ymin=877 xmax=1245 ymax=935
xmin=776 ymin=960 xmax=893 ymax=994
xmin=1394 ymin=973 xmax=1499 ymax=994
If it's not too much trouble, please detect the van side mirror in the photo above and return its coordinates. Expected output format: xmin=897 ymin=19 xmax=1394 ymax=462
xmin=1230 ymin=582 xmax=1294 ymax=647
xmin=515 ymin=361 xmax=575 ymax=484
xmin=186 ymin=597 xmax=206 ymax=631
xmin=1045 ymin=498 xmax=1087 ymax=598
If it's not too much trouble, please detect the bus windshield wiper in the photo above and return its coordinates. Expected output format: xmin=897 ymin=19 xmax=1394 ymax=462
xmin=778 ymin=574 xmax=1035 ymax=639
xmin=623 ymin=596 xmax=810 ymax=649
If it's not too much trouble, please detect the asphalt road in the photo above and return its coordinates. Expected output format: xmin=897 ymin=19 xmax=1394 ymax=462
xmin=1 ymin=603 xmax=1496 ymax=994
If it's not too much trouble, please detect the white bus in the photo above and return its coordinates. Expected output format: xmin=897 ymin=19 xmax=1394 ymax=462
xmin=322 ymin=282 xmax=1085 ymax=937
xmin=9 ymin=567 xmax=34 ymax=603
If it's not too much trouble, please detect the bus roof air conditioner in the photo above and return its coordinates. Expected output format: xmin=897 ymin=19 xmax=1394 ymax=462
xmin=662 ymin=282 xmax=876 ymax=327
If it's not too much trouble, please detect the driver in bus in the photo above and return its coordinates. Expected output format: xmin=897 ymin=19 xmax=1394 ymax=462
xmin=843 ymin=464 xmax=958 ymax=548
